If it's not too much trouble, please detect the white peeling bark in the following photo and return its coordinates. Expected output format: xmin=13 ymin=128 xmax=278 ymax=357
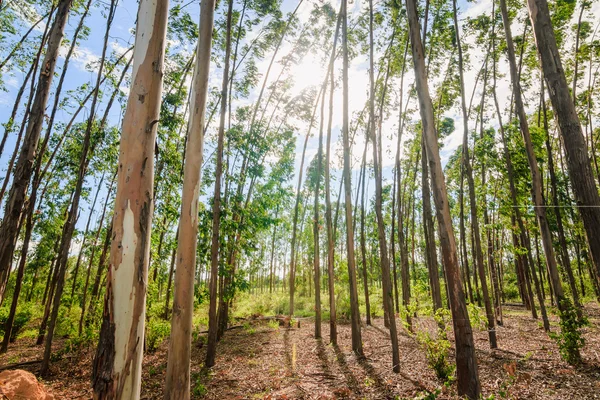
xmin=92 ymin=0 xmax=169 ymax=398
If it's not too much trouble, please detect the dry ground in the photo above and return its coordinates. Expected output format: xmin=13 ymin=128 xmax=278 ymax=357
xmin=2 ymin=304 xmax=600 ymax=399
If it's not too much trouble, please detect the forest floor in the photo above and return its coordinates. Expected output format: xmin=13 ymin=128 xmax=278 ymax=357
xmin=2 ymin=304 xmax=600 ymax=399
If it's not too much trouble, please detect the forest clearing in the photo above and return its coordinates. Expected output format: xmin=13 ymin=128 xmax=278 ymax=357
xmin=1 ymin=0 xmax=600 ymax=397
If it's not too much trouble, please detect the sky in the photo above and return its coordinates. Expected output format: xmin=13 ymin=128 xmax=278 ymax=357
xmin=0 ymin=0 xmax=598 ymax=244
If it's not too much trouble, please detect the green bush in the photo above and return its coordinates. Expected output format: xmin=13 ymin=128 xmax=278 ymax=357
xmin=56 ymin=304 xmax=81 ymax=338
xmin=467 ymin=303 xmax=486 ymax=330
xmin=0 ymin=303 xmax=35 ymax=342
xmin=550 ymin=299 xmax=585 ymax=365
xmin=416 ymin=309 xmax=454 ymax=382
xmin=146 ymin=318 xmax=171 ymax=352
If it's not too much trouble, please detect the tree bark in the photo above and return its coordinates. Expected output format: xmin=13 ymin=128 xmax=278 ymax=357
xmin=92 ymin=0 xmax=169 ymax=396
xmin=452 ymin=0 xmax=496 ymax=349
xmin=405 ymin=0 xmax=481 ymax=395
xmin=369 ymin=0 xmax=399 ymax=371
xmin=342 ymin=0 xmax=363 ymax=357
xmin=205 ymin=0 xmax=233 ymax=368
xmin=165 ymin=0 xmax=216 ymax=389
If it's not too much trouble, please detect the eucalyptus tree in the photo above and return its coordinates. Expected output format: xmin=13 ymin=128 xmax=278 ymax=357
xmin=165 ymin=0 xmax=217 ymax=390
xmin=405 ymin=0 xmax=481 ymax=396
xmin=368 ymin=0 xmax=399 ymax=371
xmin=498 ymin=0 xmax=572 ymax=331
xmin=341 ymin=0 xmax=363 ymax=357
xmin=0 ymin=0 xmax=73 ymax=303
xmin=527 ymin=0 xmax=600 ymax=288
xmin=206 ymin=0 xmax=235 ymax=370
xmin=452 ymin=0 xmax=497 ymax=348
xmin=92 ymin=0 xmax=169 ymax=397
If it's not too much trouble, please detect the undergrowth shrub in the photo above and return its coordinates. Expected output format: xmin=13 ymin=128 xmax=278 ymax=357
xmin=56 ymin=304 xmax=81 ymax=338
xmin=550 ymin=299 xmax=586 ymax=365
xmin=0 ymin=302 xmax=35 ymax=342
xmin=466 ymin=303 xmax=486 ymax=330
xmin=146 ymin=318 xmax=170 ymax=352
xmin=416 ymin=309 xmax=454 ymax=382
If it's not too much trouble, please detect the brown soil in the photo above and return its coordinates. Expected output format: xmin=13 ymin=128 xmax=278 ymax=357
xmin=2 ymin=304 xmax=600 ymax=399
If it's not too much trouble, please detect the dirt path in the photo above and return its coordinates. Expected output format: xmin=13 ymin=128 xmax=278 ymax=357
xmin=2 ymin=305 xmax=600 ymax=399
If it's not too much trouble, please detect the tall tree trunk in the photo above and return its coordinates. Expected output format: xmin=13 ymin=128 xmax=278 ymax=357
xmin=323 ymin=5 xmax=342 ymax=345
xmin=0 ymin=198 xmax=33 ymax=352
xmin=0 ymin=0 xmax=71 ymax=301
xmin=342 ymin=0 xmax=363 ymax=357
xmin=205 ymin=0 xmax=233 ymax=368
xmin=164 ymin=246 xmax=177 ymax=320
xmin=395 ymin=46 xmax=414 ymax=321
xmin=526 ymin=0 xmax=600 ymax=290
xmin=491 ymin=27 xmax=549 ymax=328
xmin=165 ymin=0 xmax=216 ymax=391
xmin=405 ymin=0 xmax=481 ymax=395
xmin=369 ymin=0 xmax=400 ymax=371
xmin=499 ymin=0 xmax=567 ymax=323
xmin=92 ymin=0 xmax=169 ymax=396
xmin=459 ymin=167 xmax=474 ymax=304
xmin=452 ymin=0 xmax=497 ymax=349
xmin=422 ymin=139 xmax=442 ymax=311
xmin=313 ymin=75 xmax=328 ymax=340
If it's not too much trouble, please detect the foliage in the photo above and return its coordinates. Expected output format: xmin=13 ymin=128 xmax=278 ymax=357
xmin=550 ymin=299 xmax=586 ymax=365
xmin=416 ymin=309 xmax=455 ymax=382
xmin=0 ymin=302 xmax=35 ymax=342
xmin=146 ymin=318 xmax=171 ymax=352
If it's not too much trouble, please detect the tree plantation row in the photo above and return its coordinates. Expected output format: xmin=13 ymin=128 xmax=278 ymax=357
xmin=0 ymin=0 xmax=599 ymax=398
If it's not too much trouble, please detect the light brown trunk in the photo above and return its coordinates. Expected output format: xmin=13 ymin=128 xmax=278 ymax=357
xmin=342 ymin=0 xmax=363 ymax=356
xmin=165 ymin=0 xmax=216 ymax=389
xmin=405 ymin=0 xmax=481 ymax=395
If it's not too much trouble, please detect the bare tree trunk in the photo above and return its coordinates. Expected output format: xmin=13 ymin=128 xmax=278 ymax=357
xmin=205 ymin=0 xmax=233 ymax=368
xmin=313 ymin=74 xmax=328 ymax=340
xmin=369 ymin=0 xmax=399 ymax=370
xmin=405 ymin=0 xmax=481 ymax=395
xmin=452 ymin=0 xmax=496 ymax=348
xmin=499 ymin=0 xmax=567 ymax=324
xmin=92 ymin=0 xmax=169 ymax=396
xmin=289 ymin=89 xmax=323 ymax=316
xmin=71 ymin=171 xmax=106 ymax=298
xmin=342 ymin=0 xmax=363 ymax=356
xmin=422 ymin=139 xmax=442 ymax=311
xmin=324 ymin=8 xmax=341 ymax=345
xmin=165 ymin=0 xmax=216 ymax=391
xmin=527 ymin=0 xmax=600 ymax=290
xmin=459 ymin=168 xmax=474 ymax=304
xmin=492 ymin=45 xmax=549 ymax=328
xmin=79 ymin=173 xmax=116 ymax=336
